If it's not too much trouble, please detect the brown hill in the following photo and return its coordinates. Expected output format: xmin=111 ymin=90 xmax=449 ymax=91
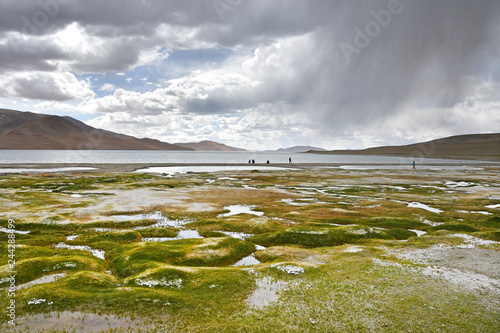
xmin=174 ymin=140 xmax=246 ymax=151
xmin=0 ymin=109 xmax=192 ymax=150
xmin=311 ymin=133 xmax=500 ymax=160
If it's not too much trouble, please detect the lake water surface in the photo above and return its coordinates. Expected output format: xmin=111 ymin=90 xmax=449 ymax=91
xmin=0 ymin=150 xmax=490 ymax=165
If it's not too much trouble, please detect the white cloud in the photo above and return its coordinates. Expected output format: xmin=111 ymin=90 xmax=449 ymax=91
xmin=78 ymin=69 xmax=261 ymax=115
xmin=0 ymin=72 xmax=95 ymax=101
xmin=99 ymin=83 xmax=116 ymax=92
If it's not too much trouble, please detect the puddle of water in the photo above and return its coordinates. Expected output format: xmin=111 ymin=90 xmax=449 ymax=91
xmin=343 ymin=246 xmax=365 ymax=253
xmin=143 ymin=229 xmax=203 ymax=242
xmin=92 ymin=227 xmax=117 ymax=232
xmin=112 ymin=211 xmax=192 ymax=229
xmin=409 ymin=229 xmax=427 ymax=237
xmin=0 ymin=227 xmax=30 ymax=234
xmin=271 ymin=264 xmax=305 ymax=275
xmin=134 ymin=277 xmax=183 ymax=289
xmin=16 ymin=273 xmax=67 ymax=290
xmin=135 ymin=165 xmax=296 ymax=176
xmin=217 ymin=205 xmax=264 ymax=218
xmin=233 ymin=253 xmax=261 ymax=266
xmin=281 ymin=198 xmax=311 ymax=206
xmin=457 ymin=210 xmax=493 ymax=215
xmin=220 ymin=231 xmax=254 ymax=240
xmin=10 ymin=311 xmax=152 ymax=332
xmin=407 ymin=202 xmax=443 ymax=214
xmin=486 ymin=204 xmax=500 ymax=209
xmin=218 ymin=177 xmax=238 ymax=180
xmin=421 ymin=219 xmax=443 ymax=227
xmin=449 ymin=234 xmax=500 ymax=247
xmin=27 ymin=298 xmax=47 ymax=305
xmin=445 ymin=181 xmax=476 ymax=188
xmin=245 ymin=276 xmax=288 ymax=309
xmin=54 ymin=242 xmax=105 ymax=260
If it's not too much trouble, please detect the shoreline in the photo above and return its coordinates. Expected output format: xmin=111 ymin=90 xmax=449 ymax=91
xmin=0 ymin=161 xmax=499 ymax=174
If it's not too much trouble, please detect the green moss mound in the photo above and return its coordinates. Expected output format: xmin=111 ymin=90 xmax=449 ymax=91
xmin=108 ymin=238 xmax=255 ymax=278
xmin=0 ymin=256 xmax=101 ymax=286
xmin=60 ymin=271 xmax=118 ymax=291
xmin=385 ymin=228 xmax=418 ymax=240
xmin=362 ymin=217 xmax=428 ymax=230
xmin=137 ymin=227 xmax=178 ymax=238
xmin=250 ymin=226 xmax=393 ymax=247
xmin=431 ymin=224 xmax=479 ymax=232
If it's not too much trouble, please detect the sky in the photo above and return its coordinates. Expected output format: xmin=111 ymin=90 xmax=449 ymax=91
xmin=0 ymin=0 xmax=499 ymax=150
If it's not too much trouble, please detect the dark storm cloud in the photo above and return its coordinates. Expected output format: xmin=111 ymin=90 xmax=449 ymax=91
xmin=0 ymin=37 xmax=67 ymax=71
xmin=241 ymin=0 xmax=500 ymax=131
xmin=331 ymin=0 xmax=500 ymax=125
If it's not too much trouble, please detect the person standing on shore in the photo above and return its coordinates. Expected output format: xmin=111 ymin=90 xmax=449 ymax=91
xmin=412 ymin=160 xmax=416 ymax=170
xmin=289 ymin=157 xmax=292 ymax=164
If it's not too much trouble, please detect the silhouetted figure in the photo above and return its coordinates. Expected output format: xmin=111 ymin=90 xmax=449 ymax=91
xmin=289 ymin=157 xmax=292 ymax=164
xmin=248 ymin=159 xmax=251 ymax=164
xmin=266 ymin=160 xmax=270 ymax=164
xmin=252 ymin=159 xmax=255 ymax=164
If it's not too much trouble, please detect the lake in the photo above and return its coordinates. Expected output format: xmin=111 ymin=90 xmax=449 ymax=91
xmin=0 ymin=149 xmax=488 ymax=165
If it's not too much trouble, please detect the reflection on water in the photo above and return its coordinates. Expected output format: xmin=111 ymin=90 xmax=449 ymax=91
xmin=1 ymin=150 xmax=486 ymax=165
xmin=232 ymin=253 xmax=261 ymax=267
xmin=11 ymin=311 xmax=153 ymax=332
xmin=135 ymin=165 xmax=295 ymax=175
xmin=245 ymin=276 xmax=288 ymax=309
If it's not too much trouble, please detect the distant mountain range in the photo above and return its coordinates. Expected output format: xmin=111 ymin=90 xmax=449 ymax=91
xmin=0 ymin=109 xmax=246 ymax=151
xmin=0 ymin=109 xmax=191 ymax=150
xmin=2 ymin=109 xmax=497 ymax=158
xmin=270 ymin=146 xmax=327 ymax=153
xmin=311 ymin=133 xmax=500 ymax=160
xmin=174 ymin=140 xmax=246 ymax=151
